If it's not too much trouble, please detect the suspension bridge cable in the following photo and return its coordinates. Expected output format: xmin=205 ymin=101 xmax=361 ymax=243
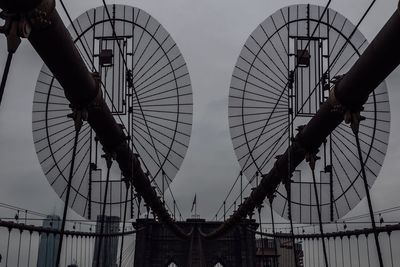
xmin=211 ymin=172 xmax=242 ymax=219
xmin=297 ymin=0 xmax=377 ymax=113
xmin=310 ymin=163 xmax=329 ymax=266
xmin=59 ymin=0 xmax=183 ymax=221
xmin=354 ymin=128 xmax=384 ymax=267
xmin=95 ymin=154 xmax=113 ymax=267
xmin=388 ymin=232 xmax=394 ymax=267
xmin=269 ymin=198 xmax=279 ymax=267
xmin=119 ymin=183 xmax=130 ymax=267
xmin=285 ymin=181 xmax=300 ymax=267
xmin=5 ymin=229 xmax=10 ymax=266
xmin=99 ymin=0 xmax=169 ymax=191
xmin=356 ymin=236 xmax=361 ymax=267
xmin=217 ymin=0 xmax=379 ymax=233
xmin=213 ymin=0 xmax=333 ymax=226
xmin=216 ymin=172 xmax=258 ymax=221
xmin=56 ymin=117 xmax=82 ymax=267
xmin=257 ymin=207 xmax=266 ymax=267
xmin=0 ymin=52 xmax=13 ymax=105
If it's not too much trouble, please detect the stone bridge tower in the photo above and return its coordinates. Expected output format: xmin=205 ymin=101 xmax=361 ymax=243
xmin=134 ymin=218 xmax=258 ymax=267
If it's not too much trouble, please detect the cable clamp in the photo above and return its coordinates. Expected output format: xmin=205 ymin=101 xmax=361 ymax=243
xmin=344 ymin=108 xmax=366 ymax=135
xmin=305 ymin=150 xmax=320 ymax=171
xmin=328 ymin=75 xmax=366 ymax=134
xmin=67 ymin=106 xmax=88 ymax=132
xmin=0 ymin=12 xmax=31 ymax=53
xmin=27 ymin=0 xmax=55 ymax=29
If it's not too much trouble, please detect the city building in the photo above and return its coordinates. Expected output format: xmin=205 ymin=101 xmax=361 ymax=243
xmin=37 ymin=215 xmax=61 ymax=267
xmin=255 ymin=237 xmax=303 ymax=267
xmin=92 ymin=215 xmax=120 ymax=267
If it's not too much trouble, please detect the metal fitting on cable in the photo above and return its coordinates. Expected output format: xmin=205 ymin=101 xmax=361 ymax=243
xmin=28 ymin=0 xmax=55 ymax=29
xmin=67 ymin=106 xmax=88 ymax=132
xmin=324 ymin=75 xmax=365 ymax=134
xmin=328 ymin=75 xmax=348 ymax=113
xmin=0 ymin=12 xmax=30 ymax=53
xmin=25 ymin=0 xmax=55 ymax=29
xmin=0 ymin=0 xmax=55 ymax=29
xmin=101 ymin=151 xmax=116 ymax=169
xmin=329 ymin=78 xmax=366 ymax=134
xmin=344 ymin=108 xmax=366 ymax=134
xmin=305 ymin=150 xmax=320 ymax=171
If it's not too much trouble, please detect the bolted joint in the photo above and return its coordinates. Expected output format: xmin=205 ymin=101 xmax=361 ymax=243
xmin=0 ymin=0 xmax=55 ymax=29
xmin=26 ymin=0 xmax=55 ymax=29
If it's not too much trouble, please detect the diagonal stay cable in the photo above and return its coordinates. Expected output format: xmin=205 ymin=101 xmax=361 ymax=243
xmin=239 ymin=0 xmax=332 ymax=178
xmin=60 ymin=0 xmax=183 ymax=219
xmin=295 ymin=0 xmax=376 ymax=114
xmin=214 ymin=0 xmax=333 ymax=229
xmin=100 ymin=0 xmax=178 ymax=207
xmin=224 ymin=0 xmax=375 ymax=224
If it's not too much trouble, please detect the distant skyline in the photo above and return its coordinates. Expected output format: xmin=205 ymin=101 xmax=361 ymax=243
xmin=0 ymin=0 xmax=399 ymax=225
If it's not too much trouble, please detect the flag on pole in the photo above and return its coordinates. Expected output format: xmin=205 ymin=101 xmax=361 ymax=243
xmin=191 ymin=194 xmax=197 ymax=213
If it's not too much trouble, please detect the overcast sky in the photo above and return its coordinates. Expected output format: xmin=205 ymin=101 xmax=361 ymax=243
xmin=0 ymin=0 xmax=399 ymax=225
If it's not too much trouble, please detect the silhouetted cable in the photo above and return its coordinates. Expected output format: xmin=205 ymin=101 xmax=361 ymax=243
xmin=285 ymin=181 xmax=300 ymax=267
xmin=0 ymin=52 xmax=13 ymax=105
xmin=95 ymin=154 xmax=113 ymax=267
xmin=119 ymin=183 xmax=130 ymax=267
xmin=354 ymin=127 xmax=384 ymax=266
xmin=269 ymin=198 xmax=279 ymax=267
xmin=56 ymin=115 xmax=82 ymax=267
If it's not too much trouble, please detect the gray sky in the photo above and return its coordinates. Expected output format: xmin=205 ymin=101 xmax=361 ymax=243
xmin=0 ymin=0 xmax=399 ymax=225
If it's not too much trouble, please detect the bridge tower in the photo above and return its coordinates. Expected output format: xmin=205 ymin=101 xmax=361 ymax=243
xmin=134 ymin=218 xmax=258 ymax=267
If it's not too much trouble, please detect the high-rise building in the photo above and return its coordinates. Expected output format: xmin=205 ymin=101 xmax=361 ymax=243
xmin=37 ymin=215 xmax=61 ymax=267
xmin=255 ymin=237 xmax=304 ymax=267
xmin=92 ymin=215 xmax=120 ymax=267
